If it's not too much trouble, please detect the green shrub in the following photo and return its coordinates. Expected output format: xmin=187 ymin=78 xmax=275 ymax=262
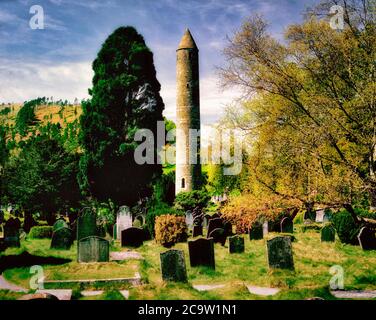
xmin=28 ymin=226 xmax=53 ymax=239
xmin=145 ymin=203 xmax=177 ymax=238
xmin=155 ymin=214 xmax=188 ymax=247
xmin=174 ymin=190 xmax=211 ymax=211
xmin=332 ymin=210 xmax=361 ymax=245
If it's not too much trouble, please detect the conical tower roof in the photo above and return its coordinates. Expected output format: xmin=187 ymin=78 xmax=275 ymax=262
xmin=177 ymin=28 xmax=198 ymax=50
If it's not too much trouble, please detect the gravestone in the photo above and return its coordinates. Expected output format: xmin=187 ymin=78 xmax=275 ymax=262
xmin=315 ymin=210 xmax=325 ymax=223
xmin=116 ymin=206 xmax=132 ymax=241
xmin=51 ymin=227 xmax=73 ymax=249
xmin=192 ymin=225 xmax=203 ymax=237
xmin=3 ymin=218 xmax=20 ymax=247
xmin=357 ymin=227 xmax=376 ymax=250
xmin=0 ymin=209 xmax=4 ymax=224
xmin=160 ymin=249 xmax=187 ymax=282
xmin=263 ymin=221 xmax=269 ymax=236
xmin=188 ymin=238 xmax=215 ymax=269
xmin=208 ymin=228 xmax=227 ymax=246
xmin=249 ymin=222 xmax=263 ymax=240
xmin=207 ymin=218 xmax=223 ymax=237
xmin=280 ymin=217 xmax=294 ymax=233
xmin=266 ymin=236 xmax=294 ymax=270
xmin=185 ymin=211 xmax=193 ymax=229
xmin=321 ymin=225 xmax=335 ymax=242
xmin=229 ymin=235 xmax=244 ymax=253
xmin=53 ymin=219 xmax=68 ymax=232
xmin=77 ymin=209 xmax=97 ymax=241
xmin=112 ymin=223 xmax=117 ymax=240
xmin=78 ymin=236 xmax=109 ymax=263
xmin=203 ymin=214 xmax=211 ymax=228
xmin=121 ymin=227 xmax=144 ymax=247
xmin=223 ymin=221 xmax=233 ymax=237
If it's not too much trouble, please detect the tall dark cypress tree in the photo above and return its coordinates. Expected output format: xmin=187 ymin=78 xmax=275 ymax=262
xmin=79 ymin=27 xmax=164 ymax=206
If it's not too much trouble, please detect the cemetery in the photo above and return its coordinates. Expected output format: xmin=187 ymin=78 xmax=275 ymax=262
xmin=0 ymin=0 xmax=375 ymax=302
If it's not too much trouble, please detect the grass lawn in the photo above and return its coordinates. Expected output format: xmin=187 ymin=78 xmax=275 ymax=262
xmin=1 ymin=227 xmax=376 ymax=300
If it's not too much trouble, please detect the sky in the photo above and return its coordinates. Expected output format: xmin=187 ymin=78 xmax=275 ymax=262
xmin=0 ymin=0 xmax=319 ymax=124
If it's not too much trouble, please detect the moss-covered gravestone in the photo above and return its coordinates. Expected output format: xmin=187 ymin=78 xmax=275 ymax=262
xmin=51 ymin=227 xmax=73 ymax=249
xmin=77 ymin=209 xmax=97 ymax=242
xmin=53 ymin=219 xmax=68 ymax=232
xmin=160 ymin=249 xmax=187 ymax=282
xmin=357 ymin=227 xmax=376 ymax=250
xmin=266 ymin=236 xmax=294 ymax=270
xmin=188 ymin=238 xmax=215 ymax=269
xmin=321 ymin=225 xmax=335 ymax=242
xmin=229 ymin=235 xmax=244 ymax=253
xmin=78 ymin=236 xmax=109 ymax=263
xmin=249 ymin=222 xmax=263 ymax=240
xmin=280 ymin=217 xmax=293 ymax=233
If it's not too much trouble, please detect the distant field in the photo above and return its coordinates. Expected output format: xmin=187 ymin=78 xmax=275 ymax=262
xmin=0 ymin=103 xmax=82 ymax=127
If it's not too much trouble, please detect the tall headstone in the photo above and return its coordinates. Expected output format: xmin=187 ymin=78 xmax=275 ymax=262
xmin=188 ymin=238 xmax=215 ymax=269
xmin=185 ymin=211 xmax=193 ymax=229
xmin=77 ymin=208 xmax=97 ymax=241
xmin=3 ymin=218 xmax=20 ymax=247
xmin=160 ymin=249 xmax=187 ymax=282
xmin=192 ymin=225 xmax=203 ymax=237
xmin=116 ymin=206 xmax=132 ymax=241
xmin=266 ymin=236 xmax=294 ymax=270
xmin=357 ymin=227 xmax=376 ymax=250
xmin=121 ymin=227 xmax=144 ymax=247
xmin=262 ymin=221 xmax=269 ymax=236
xmin=321 ymin=225 xmax=335 ymax=242
xmin=229 ymin=235 xmax=244 ymax=253
xmin=207 ymin=218 xmax=223 ymax=237
xmin=51 ymin=227 xmax=73 ymax=249
xmin=280 ymin=217 xmax=294 ymax=233
xmin=249 ymin=222 xmax=263 ymax=240
xmin=78 ymin=236 xmax=109 ymax=263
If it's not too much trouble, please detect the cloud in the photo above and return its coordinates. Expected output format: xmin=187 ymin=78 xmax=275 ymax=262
xmin=0 ymin=58 xmax=92 ymax=102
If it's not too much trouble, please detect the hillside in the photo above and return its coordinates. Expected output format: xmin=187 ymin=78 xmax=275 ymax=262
xmin=0 ymin=103 xmax=82 ymax=127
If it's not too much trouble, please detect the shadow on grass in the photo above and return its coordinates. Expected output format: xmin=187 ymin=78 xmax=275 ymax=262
xmin=0 ymin=251 xmax=71 ymax=273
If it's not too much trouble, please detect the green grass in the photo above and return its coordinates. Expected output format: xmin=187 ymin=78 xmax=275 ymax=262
xmin=1 ymin=228 xmax=376 ymax=300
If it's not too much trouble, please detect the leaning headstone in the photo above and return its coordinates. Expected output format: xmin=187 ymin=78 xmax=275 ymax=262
xmin=53 ymin=219 xmax=68 ymax=232
xmin=78 ymin=236 xmax=109 ymax=263
xmin=192 ymin=225 xmax=203 ymax=237
xmin=3 ymin=218 xmax=20 ymax=247
xmin=229 ymin=235 xmax=244 ymax=253
xmin=207 ymin=218 xmax=223 ymax=237
xmin=51 ymin=227 xmax=73 ymax=249
xmin=280 ymin=217 xmax=294 ymax=233
xmin=321 ymin=225 xmax=335 ymax=242
xmin=208 ymin=228 xmax=227 ymax=246
xmin=185 ymin=211 xmax=193 ymax=229
xmin=357 ymin=227 xmax=376 ymax=250
xmin=160 ymin=249 xmax=187 ymax=282
xmin=77 ymin=208 xmax=97 ymax=241
xmin=266 ymin=236 xmax=294 ymax=270
xmin=121 ymin=227 xmax=144 ymax=247
xmin=188 ymin=238 xmax=215 ymax=269
xmin=116 ymin=206 xmax=132 ymax=240
xmin=249 ymin=222 xmax=263 ymax=240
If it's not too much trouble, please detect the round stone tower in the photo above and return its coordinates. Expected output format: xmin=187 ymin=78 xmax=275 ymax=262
xmin=175 ymin=28 xmax=201 ymax=195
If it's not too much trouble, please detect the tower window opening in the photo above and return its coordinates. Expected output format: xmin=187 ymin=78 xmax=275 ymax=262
xmin=187 ymin=83 xmax=190 ymax=89
xmin=181 ymin=178 xmax=185 ymax=189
